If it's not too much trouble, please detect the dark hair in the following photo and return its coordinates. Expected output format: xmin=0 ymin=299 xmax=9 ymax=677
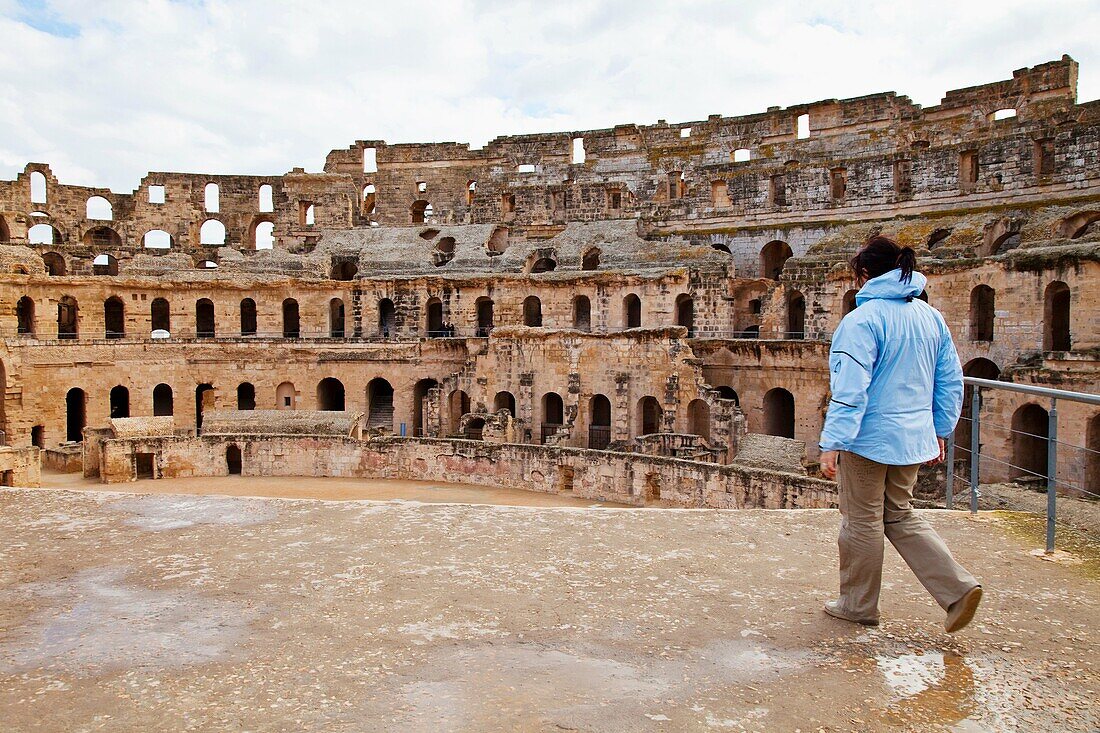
xmin=850 ymin=235 xmax=917 ymax=283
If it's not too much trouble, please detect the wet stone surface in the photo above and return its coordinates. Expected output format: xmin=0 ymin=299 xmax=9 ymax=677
xmin=0 ymin=487 xmax=1097 ymax=732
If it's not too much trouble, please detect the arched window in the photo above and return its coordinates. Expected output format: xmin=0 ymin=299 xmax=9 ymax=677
xmin=841 ymin=289 xmax=858 ymax=316
xmin=258 ymin=184 xmax=274 ymax=213
xmin=254 ymin=221 xmax=274 ymax=250
xmin=413 ymin=378 xmax=439 ymax=436
xmin=715 ymin=385 xmax=739 ymax=405
xmin=378 ymin=298 xmax=396 ymax=337
xmin=688 ymin=399 xmax=711 ymax=440
xmin=763 ymin=388 xmax=795 ymax=438
xmin=57 ymin=296 xmax=78 ymax=339
xmin=623 ymin=294 xmax=641 ymax=328
xmin=787 ymin=290 xmax=806 ymax=339
xmin=92 ymin=252 xmax=119 ymax=275
xmin=282 ymin=298 xmax=300 ymax=338
xmin=42 ymin=252 xmax=65 ymax=275
xmin=28 ymin=223 xmax=59 ymax=244
xmin=329 ymin=298 xmax=345 ymax=338
xmin=237 ymin=382 xmax=256 ymax=410
xmin=317 ymin=377 xmax=345 ymax=411
xmin=231 ymin=299 xmax=253 ymax=338
xmin=65 ymin=388 xmax=85 ymax=441
xmin=675 ymin=294 xmax=694 ymax=335
xmin=86 ymin=196 xmax=113 ymax=220
xmin=153 ymin=383 xmax=174 ymax=416
xmin=16 ymin=296 xmax=35 ymax=336
xmin=367 ymin=378 xmax=394 ymax=430
xmin=204 ymin=183 xmax=219 ymax=212
xmin=573 ymin=295 xmax=591 ymax=331
xmin=494 ymin=391 xmax=516 ymax=417
xmin=276 ymin=382 xmax=296 ymax=410
xmin=969 ymin=285 xmax=995 ymax=341
xmin=638 ymin=396 xmax=662 ymax=436
xmin=1012 ymin=404 xmax=1049 ymax=481
xmin=589 ymin=394 xmax=611 ymax=449
xmin=426 ymin=298 xmax=444 ymax=337
xmin=760 ymin=240 xmax=793 ymax=279
xmin=196 ymin=299 xmax=215 ymax=338
xmin=523 ymin=296 xmax=542 ymax=327
xmin=200 ymin=219 xmax=226 ymax=245
xmin=529 ymin=254 xmax=556 ymax=273
xmin=104 ymin=296 xmax=125 ymax=339
xmin=541 ymin=392 xmax=564 ymax=444
xmin=411 ymin=200 xmax=431 ymax=224
xmin=1044 ymin=281 xmax=1071 ymax=351
xmin=151 ymin=298 xmax=170 ymax=333
xmin=476 ymin=297 xmax=494 ymax=336
xmin=30 ymin=171 xmax=47 ymax=204
xmin=143 ymin=230 xmax=172 ymax=249
xmin=109 ymin=385 xmax=130 ymax=418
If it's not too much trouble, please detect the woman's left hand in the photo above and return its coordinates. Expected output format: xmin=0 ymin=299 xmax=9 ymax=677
xmin=820 ymin=450 xmax=839 ymax=480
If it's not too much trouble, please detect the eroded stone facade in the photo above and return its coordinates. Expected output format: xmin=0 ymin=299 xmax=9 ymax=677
xmin=0 ymin=56 xmax=1097 ymax=494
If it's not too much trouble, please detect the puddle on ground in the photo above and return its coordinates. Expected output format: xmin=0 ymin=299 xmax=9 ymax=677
xmin=876 ymin=651 xmax=980 ymax=728
xmin=0 ymin=567 xmax=255 ymax=675
xmin=41 ymin=471 xmax=630 ymax=508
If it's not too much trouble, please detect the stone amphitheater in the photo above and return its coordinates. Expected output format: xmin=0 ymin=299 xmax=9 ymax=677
xmin=0 ymin=55 xmax=1096 ymax=503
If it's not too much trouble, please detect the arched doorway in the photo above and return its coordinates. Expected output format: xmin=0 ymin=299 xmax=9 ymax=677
xmin=276 ymin=382 xmax=296 ymax=410
xmin=623 ymin=294 xmax=641 ymax=328
xmin=317 ymin=378 xmax=345 ymax=411
xmin=448 ymin=390 xmax=470 ymax=435
xmin=589 ymin=394 xmax=611 ymax=449
xmin=541 ymin=392 xmax=564 ymax=443
xmin=476 ymin=298 xmax=494 ymax=336
xmin=237 ymin=383 xmax=256 ymax=410
xmin=109 ymin=385 xmax=130 ymax=418
xmin=760 ymin=240 xmax=793 ymax=279
xmin=153 ymin=383 xmax=173 ymax=416
xmin=763 ymin=388 xmax=795 ymax=438
xmin=675 ymin=294 xmax=694 ymax=335
xmin=969 ymin=285 xmax=995 ymax=341
xmin=104 ymin=296 xmax=125 ymax=339
xmin=195 ymin=383 xmax=214 ymax=431
xmin=688 ymin=399 xmax=711 ymax=440
xmin=573 ymin=296 xmax=591 ymax=331
xmin=240 ymin=298 xmax=257 ymax=336
xmin=1011 ymin=404 xmax=1049 ymax=482
xmin=65 ymin=388 xmax=86 ymax=442
xmin=412 ymin=378 xmax=439 ymax=436
xmin=958 ymin=359 xmax=1000 ymax=458
xmin=715 ymin=385 xmax=739 ymax=405
xmin=226 ymin=445 xmax=242 ymax=475
xmin=282 ymin=298 xmax=300 ymax=338
xmin=426 ymin=298 xmax=444 ymax=336
xmin=378 ymin=299 xmax=396 ymax=337
xmin=523 ymin=296 xmax=542 ymax=327
xmin=329 ymin=298 xmax=345 ymax=338
xmin=786 ymin=290 xmax=805 ymax=339
xmin=638 ymin=396 xmax=662 ymax=436
xmin=196 ymin=299 xmax=215 ymax=338
xmin=494 ymin=391 xmax=516 ymax=417
xmin=151 ymin=297 xmax=170 ymax=333
xmin=57 ymin=296 xmax=78 ymax=339
xmin=1044 ymin=281 xmax=1070 ymax=351
xmin=367 ymin=378 xmax=394 ymax=431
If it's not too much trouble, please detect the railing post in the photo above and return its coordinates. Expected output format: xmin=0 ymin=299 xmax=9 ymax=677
xmin=945 ymin=431 xmax=955 ymax=510
xmin=1046 ymin=398 xmax=1058 ymax=554
xmin=969 ymin=387 xmax=980 ymax=514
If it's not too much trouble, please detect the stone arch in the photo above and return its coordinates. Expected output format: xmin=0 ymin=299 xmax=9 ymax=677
xmin=1043 ymin=281 xmax=1071 ymax=351
xmin=412 ymin=378 xmax=439 ymax=436
xmin=86 ymin=196 xmax=113 ymax=221
xmin=276 ymin=382 xmax=296 ymax=410
xmin=16 ymin=296 xmax=35 ymax=336
xmin=410 ymin=199 xmax=432 ymax=224
xmin=28 ymin=223 xmax=61 ymax=245
xmin=92 ymin=253 xmax=119 ymax=276
xmin=237 ymin=382 xmax=256 ymax=410
xmin=541 ymin=392 xmax=564 ymax=444
xmin=247 ymin=215 xmax=276 ymax=250
xmin=226 ymin=444 xmax=242 ymax=475
xmin=582 ymin=247 xmax=601 ymax=270
xmin=1057 ymin=211 xmax=1100 ymax=240
xmin=523 ymin=296 xmax=543 ymax=327
xmin=367 ymin=378 xmax=394 ymax=431
xmin=465 ymin=416 xmax=486 ymax=441
xmin=675 ymin=294 xmax=694 ymax=335
xmin=42 ymin=252 xmax=65 ymax=275
xmin=494 ymin=390 xmax=516 ymax=417
xmin=104 ymin=296 xmax=125 ymax=338
xmin=331 ymin=259 xmax=358 ymax=280
xmin=637 ymin=396 xmax=662 ymax=436
xmin=476 ymin=297 xmax=494 ymax=336
xmin=153 ymin=383 xmax=173 ymax=416
xmin=329 ymin=298 xmax=345 ymax=338
xmin=969 ymin=285 xmax=995 ymax=341
xmin=143 ymin=230 xmax=173 ymax=249
xmin=109 ymin=385 xmax=130 ymax=418
xmin=760 ymin=240 xmax=793 ymax=279
xmin=378 ymin=298 xmax=396 ymax=337
xmin=787 ymin=290 xmax=806 ymax=339
xmin=57 ymin=295 xmax=78 ymax=339
xmin=448 ymin=390 xmax=470 ymax=434
xmin=317 ymin=377 xmax=345 ymax=411
xmin=200 ymin=219 xmax=226 ymax=245
xmin=196 ymin=298 xmax=216 ymax=338
xmin=426 ymin=297 xmax=445 ymax=336
xmin=1011 ymin=403 xmax=1049 ymax=482
xmin=195 ymin=383 xmax=215 ymax=431
xmin=65 ymin=387 xmax=86 ymax=442
xmin=282 ymin=298 xmax=300 ymax=338
xmin=763 ymin=388 xmax=795 ymax=438
xmin=588 ymin=394 xmax=612 ymax=449
xmin=623 ymin=294 xmax=642 ymax=328
xmin=688 ymin=399 xmax=711 ymax=440
xmin=151 ymin=298 xmax=170 ymax=333
xmin=487 ymin=226 xmax=508 ymax=256
xmin=573 ymin=295 xmax=591 ymax=331
xmin=240 ymin=298 xmax=257 ymax=336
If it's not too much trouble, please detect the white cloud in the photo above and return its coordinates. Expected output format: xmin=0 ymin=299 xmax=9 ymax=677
xmin=0 ymin=0 xmax=1096 ymax=192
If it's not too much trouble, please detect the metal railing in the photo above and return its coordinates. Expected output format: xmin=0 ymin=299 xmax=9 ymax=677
xmin=945 ymin=377 xmax=1100 ymax=553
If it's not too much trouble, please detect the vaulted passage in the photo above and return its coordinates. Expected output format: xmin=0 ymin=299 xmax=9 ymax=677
xmin=763 ymin=388 xmax=795 ymax=439
xmin=317 ymin=378 xmax=345 ymax=411
xmin=367 ymin=378 xmax=394 ymax=431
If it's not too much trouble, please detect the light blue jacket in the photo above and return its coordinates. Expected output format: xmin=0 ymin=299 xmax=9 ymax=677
xmin=819 ymin=268 xmax=963 ymax=465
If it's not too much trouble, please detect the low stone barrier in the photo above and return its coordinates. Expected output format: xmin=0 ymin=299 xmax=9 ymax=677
xmin=97 ymin=435 xmax=837 ymax=509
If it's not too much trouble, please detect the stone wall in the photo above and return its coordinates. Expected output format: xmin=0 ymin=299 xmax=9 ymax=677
xmin=0 ymin=446 xmax=40 ymax=486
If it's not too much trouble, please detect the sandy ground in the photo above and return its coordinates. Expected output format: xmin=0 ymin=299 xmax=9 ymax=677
xmin=1 ymin=487 xmax=1097 ymax=732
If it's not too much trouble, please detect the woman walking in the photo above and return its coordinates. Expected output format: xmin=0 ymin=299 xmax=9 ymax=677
xmin=819 ymin=236 xmax=982 ymax=633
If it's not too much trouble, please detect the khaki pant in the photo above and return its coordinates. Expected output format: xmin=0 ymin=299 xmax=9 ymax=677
xmin=837 ymin=450 xmax=978 ymax=621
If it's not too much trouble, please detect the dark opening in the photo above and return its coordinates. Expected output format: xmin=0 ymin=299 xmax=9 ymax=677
xmin=411 ymin=200 xmax=431 ymax=224
xmin=329 ymin=298 xmax=345 ymax=338
xmin=57 ymin=296 xmax=78 ymax=339
xmin=541 ymin=392 xmax=564 ymax=444
xmin=639 ymin=396 xmax=662 ymax=436
xmin=494 ymin=391 xmax=516 ymax=417
xmin=16 ymin=296 xmax=35 ymax=336
xmin=153 ymin=383 xmax=174 ymax=416
xmin=465 ymin=417 xmax=485 ymax=441
xmin=65 ymin=388 xmax=85 ymax=442
xmin=331 ymin=260 xmax=358 ymax=281
xmin=530 ymin=256 xmax=556 ymax=273
xmin=1011 ymin=404 xmax=1049 ymax=482
xmin=969 ymin=285 xmax=995 ymax=341
xmin=240 ymin=298 xmax=257 ymax=336
xmin=43 ymin=252 xmax=66 ymax=276
xmin=787 ymin=290 xmax=806 ymax=339
xmin=31 ymin=425 xmax=44 ymax=448
xmin=763 ymin=388 xmax=795 ymax=438
xmin=237 ymin=382 xmax=256 ymax=410
xmin=317 ymin=377 xmax=345 ymax=411
xmin=195 ymin=383 xmax=214 ymax=431
xmin=448 ymin=390 xmax=471 ymax=434
xmin=282 ymin=298 xmax=300 ymax=338
xmin=688 ymin=399 xmax=711 ymax=440
xmin=523 ymin=296 xmax=542 ymax=327
xmin=958 ymin=359 xmax=1000 ymax=457
xmin=427 ymin=298 xmax=444 ymax=336
xmin=1087 ymin=414 xmax=1100 ymax=497
xmin=136 ymin=453 xmax=155 ymax=479
xmin=1044 ymin=281 xmax=1071 ymax=351
xmin=675 ymin=295 xmax=694 ymax=335
xmin=589 ymin=394 xmax=611 ymax=449
xmin=226 ymin=445 xmax=242 ymax=475
xmin=412 ymin=378 xmax=439 ymax=436
xmin=760 ymin=241 xmax=793 ymax=279
xmin=367 ymin=378 xmax=394 ymax=430
xmin=378 ymin=298 xmax=396 ymax=337
xmin=109 ymin=385 xmax=130 ymax=418
xmin=842 ymin=289 xmax=858 ymax=316
xmin=715 ymin=385 xmax=739 ymax=405
xmin=104 ymin=296 xmax=125 ymax=339
xmin=624 ymin=294 xmax=641 ymax=328
xmin=196 ymin=299 xmax=215 ymax=338
xmin=582 ymin=248 xmax=600 ymax=270
xmin=151 ymin=297 xmax=170 ymax=332
xmin=573 ymin=296 xmax=591 ymax=331
xmin=476 ymin=298 xmax=494 ymax=336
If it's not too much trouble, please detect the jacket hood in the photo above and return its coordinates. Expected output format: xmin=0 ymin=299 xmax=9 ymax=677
xmin=855 ymin=268 xmax=927 ymax=305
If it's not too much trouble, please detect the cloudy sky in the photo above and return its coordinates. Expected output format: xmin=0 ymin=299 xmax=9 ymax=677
xmin=1 ymin=0 xmax=1097 ymax=193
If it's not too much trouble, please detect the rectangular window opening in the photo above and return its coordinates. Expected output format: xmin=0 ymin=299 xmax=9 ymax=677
xmin=148 ymin=185 xmax=165 ymax=204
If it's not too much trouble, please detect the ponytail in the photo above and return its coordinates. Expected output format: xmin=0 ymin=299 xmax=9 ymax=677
xmin=850 ymin=235 xmax=918 ymax=284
